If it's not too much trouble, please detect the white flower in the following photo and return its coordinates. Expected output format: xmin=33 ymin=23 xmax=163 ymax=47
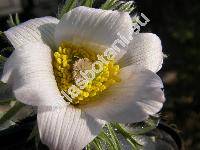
xmin=1 ymin=6 xmax=165 ymax=150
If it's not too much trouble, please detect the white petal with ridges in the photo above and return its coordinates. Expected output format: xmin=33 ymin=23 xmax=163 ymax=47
xmin=55 ymin=6 xmax=133 ymax=51
xmin=1 ymin=42 xmax=66 ymax=106
xmin=4 ymin=17 xmax=59 ymax=49
xmin=37 ymin=106 xmax=105 ymax=150
xmin=118 ymin=33 xmax=163 ymax=73
xmin=81 ymin=65 xmax=165 ymax=123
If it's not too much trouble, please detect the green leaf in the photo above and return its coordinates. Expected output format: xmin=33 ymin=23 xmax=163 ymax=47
xmin=85 ymin=144 xmax=91 ymax=150
xmin=92 ymin=138 xmax=103 ymax=150
xmin=101 ymin=0 xmax=120 ymax=10
xmin=0 ymin=101 xmax=24 ymax=125
xmin=6 ymin=13 xmax=20 ymax=27
xmin=80 ymin=0 xmax=94 ymax=7
xmin=125 ymin=117 xmax=159 ymax=135
xmin=0 ymin=99 xmax=11 ymax=105
xmin=126 ymin=138 xmax=138 ymax=149
xmin=7 ymin=14 xmax=16 ymax=27
xmin=0 ymin=55 xmax=6 ymax=61
xmin=101 ymin=0 xmax=135 ymax=13
xmin=28 ymin=124 xmax=38 ymax=141
xmin=0 ymin=81 xmax=14 ymax=102
xmin=0 ymin=31 xmax=4 ymax=38
xmin=98 ymin=132 xmax=115 ymax=150
xmin=113 ymin=123 xmax=142 ymax=149
xmin=118 ymin=1 xmax=135 ymax=12
xmin=0 ymin=55 xmax=6 ymax=73
xmin=27 ymin=124 xmax=40 ymax=150
xmin=0 ymin=47 xmax=13 ymax=55
xmin=87 ymin=125 xmax=118 ymax=150
xmin=87 ymin=121 xmax=148 ymax=149
xmin=15 ymin=13 xmax=20 ymax=25
xmin=0 ymin=55 xmax=6 ymax=69
xmin=0 ymin=32 xmax=14 ymax=52
xmin=106 ymin=123 xmax=122 ymax=150
xmin=58 ymin=0 xmax=78 ymax=19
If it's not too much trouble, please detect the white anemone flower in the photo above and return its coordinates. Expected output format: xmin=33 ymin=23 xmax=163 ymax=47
xmin=1 ymin=6 xmax=165 ymax=150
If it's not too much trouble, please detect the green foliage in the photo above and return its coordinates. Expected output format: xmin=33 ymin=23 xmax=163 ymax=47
xmin=86 ymin=122 xmax=153 ymax=149
xmin=0 ymin=55 xmax=6 ymax=73
xmin=101 ymin=0 xmax=123 ymax=10
xmin=101 ymin=0 xmax=135 ymax=13
xmin=0 ymin=47 xmax=13 ymax=55
xmin=0 ymin=101 xmax=24 ymax=125
xmin=0 ymin=81 xmax=14 ymax=103
xmin=80 ymin=0 xmax=94 ymax=7
xmin=0 ymin=32 xmax=14 ymax=57
xmin=86 ymin=117 xmax=159 ymax=149
xmin=0 ymin=31 xmax=4 ymax=38
xmin=28 ymin=124 xmax=40 ymax=150
xmin=106 ymin=123 xmax=122 ymax=149
xmin=125 ymin=116 xmax=159 ymax=135
xmin=0 ymin=52 xmax=6 ymax=59
xmin=113 ymin=123 xmax=141 ymax=149
xmin=7 ymin=14 xmax=20 ymax=27
xmin=58 ymin=0 xmax=78 ymax=19
xmin=0 ymin=30 xmax=14 ymax=60
xmin=118 ymin=1 xmax=135 ymax=12
xmin=57 ymin=0 xmax=136 ymax=19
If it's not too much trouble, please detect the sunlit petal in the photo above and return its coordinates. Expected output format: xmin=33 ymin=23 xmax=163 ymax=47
xmin=37 ymin=106 xmax=105 ymax=150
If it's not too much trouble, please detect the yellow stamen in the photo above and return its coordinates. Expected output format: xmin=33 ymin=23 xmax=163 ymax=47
xmin=53 ymin=42 xmax=121 ymax=105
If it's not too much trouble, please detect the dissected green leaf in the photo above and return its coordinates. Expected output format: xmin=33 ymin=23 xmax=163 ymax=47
xmin=87 ymin=122 xmax=145 ymax=149
xmin=101 ymin=0 xmax=135 ymax=13
xmin=113 ymin=123 xmax=142 ymax=149
xmin=85 ymin=144 xmax=91 ymax=150
xmin=80 ymin=0 xmax=94 ymax=7
xmin=15 ymin=13 xmax=20 ymax=25
xmin=98 ymin=131 xmax=115 ymax=149
xmin=0 ymin=55 xmax=6 ymax=61
xmin=0 ymin=55 xmax=6 ymax=72
xmin=0 ymin=31 xmax=4 ymax=38
xmin=0 ymin=99 xmax=11 ymax=106
xmin=0 ymin=81 xmax=14 ymax=102
xmin=87 ymin=124 xmax=118 ymax=149
xmin=27 ymin=124 xmax=40 ymax=149
xmin=0 ymin=101 xmax=24 ymax=125
xmin=101 ymin=0 xmax=120 ymax=10
xmin=7 ymin=13 xmax=20 ymax=27
xmin=0 ymin=47 xmax=13 ymax=55
xmin=125 ymin=116 xmax=160 ymax=135
xmin=0 ymin=57 xmax=13 ymax=104
xmin=92 ymin=138 xmax=104 ymax=150
xmin=7 ymin=14 xmax=16 ymax=27
xmin=0 ymin=32 xmax=14 ymax=54
xmin=57 ymin=0 xmax=136 ymax=19
xmin=118 ymin=1 xmax=135 ymax=12
xmin=106 ymin=123 xmax=122 ymax=150
xmin=0 ymin=55 xmax=6 ymax=74
xmin=28 ymin=124 xmax=38 ymax=141
xmin=58 ymin=0 xmax=78 ymax=19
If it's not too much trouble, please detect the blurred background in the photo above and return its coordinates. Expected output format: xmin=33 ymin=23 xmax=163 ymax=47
xmin=0 ymin=0 xmax=199 ymax=149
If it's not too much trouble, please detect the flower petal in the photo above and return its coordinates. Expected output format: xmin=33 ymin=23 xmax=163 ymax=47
xmin=1 ymin=42 xmax=66 ymax=106
xmin=55 ymin=6 xmax=133 ymax=49
xmin=37 ymin=106 xmax=105 ymax=150
xmin=80 ymin=65 xmax=165 ymax=123
xmin=118 ymin=33 xmax=163 ymax=73
xmin=4 ymin=17 xmax=59 ymax=49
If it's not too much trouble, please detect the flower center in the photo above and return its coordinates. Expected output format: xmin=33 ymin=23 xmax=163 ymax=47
xmin=53 ymin=42 xmax=121 ymax=105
